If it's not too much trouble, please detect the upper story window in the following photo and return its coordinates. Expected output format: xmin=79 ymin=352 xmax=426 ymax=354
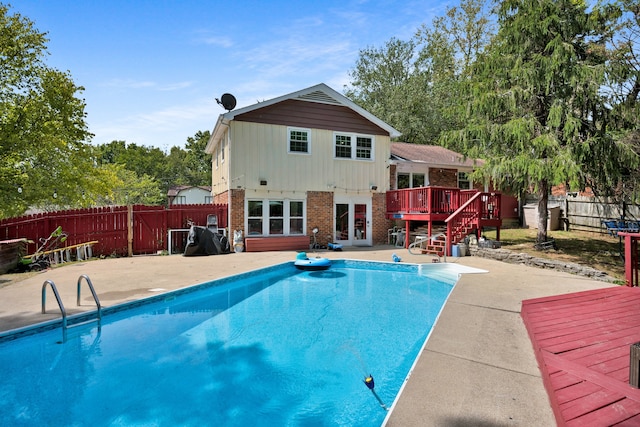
xmin=288 ymin=128 xmax=310 ymax=154
xmin=334 ymin=133 xmax=374 ymax=160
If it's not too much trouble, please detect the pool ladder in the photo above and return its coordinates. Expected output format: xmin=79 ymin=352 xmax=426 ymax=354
xmin=42 ymin=274 xmax=102 ymax=342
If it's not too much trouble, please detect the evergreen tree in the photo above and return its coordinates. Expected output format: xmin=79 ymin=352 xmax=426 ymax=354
xmin=443 ymin=0 xmax=638 ymax=243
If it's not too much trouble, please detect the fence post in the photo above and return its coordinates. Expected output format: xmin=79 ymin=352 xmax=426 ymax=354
xmin=127 ymin=205 xmax=133 ymax=257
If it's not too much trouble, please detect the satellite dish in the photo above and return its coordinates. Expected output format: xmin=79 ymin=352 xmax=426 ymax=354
xmin=216 ymin=93 xmax=237 ymax=111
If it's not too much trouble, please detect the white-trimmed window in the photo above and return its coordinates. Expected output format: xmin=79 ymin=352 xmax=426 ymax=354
xmin=397 ymin=172 xmax=425 ymax=189
xmin=288 ymin=128 xmax=310 ymax=154
xmin=247 ymin=199 xmax=305 ymax=236
xmin=334 ymin=133 xmax=374 ymax=160
xmin=458 ymin=172 xmax=471 ymax=189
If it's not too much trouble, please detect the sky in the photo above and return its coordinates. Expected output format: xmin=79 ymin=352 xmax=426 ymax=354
xmin=10 ymin=0 xmax=450 ymax=151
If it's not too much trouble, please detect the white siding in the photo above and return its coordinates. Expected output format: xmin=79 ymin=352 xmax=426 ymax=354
xmin=229 ymin=122 xmax=390 ymax=193
xmin=212 ymin=130 xmax=230 ymax=195
xmin=173 ymin=187 xmax=211 ymax=204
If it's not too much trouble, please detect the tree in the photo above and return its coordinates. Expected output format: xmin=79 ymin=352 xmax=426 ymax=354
xmin=0 ymin=4 xmax=111 ymax=217
xmin=96 ymin=132 xmax=212 ymax=205
xmin=603 ymin=0 xmax=640 ymax=202
xmin=164 ymin=130 xmax=212 ymax=187
xmin=95 ymin=164 xmax=164 ymax=206
xmin=345 ymin=38 xmax=434 ymax=143
xmin=442 ymin=0 xmax=639 ymax=243
xmin=96 ymin=140 xmax=170 ymax=203
xmin=345 ymin=0 xmax=493 ymax=144
xmin=183 ymin=130 xmax=212 ymax=186
xmin=416 ymin=0 xmax=492 ymax=77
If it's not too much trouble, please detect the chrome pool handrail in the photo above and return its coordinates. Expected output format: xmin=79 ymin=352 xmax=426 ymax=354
xmin=42 ymin=279 xmax=67 ymax=342
xmin=77 ymin=274 xmax=102 ymax=321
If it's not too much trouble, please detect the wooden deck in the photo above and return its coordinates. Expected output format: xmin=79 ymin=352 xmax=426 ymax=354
xmin=521 ymin=286 xmax=640 ymax=426
xmin=385 ymin=187 xmax=503 ymax=254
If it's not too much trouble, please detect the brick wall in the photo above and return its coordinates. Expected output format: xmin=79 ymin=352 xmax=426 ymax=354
xmin=389 ymin=164 xmax=397 ymax=190
xmin=307 ymin=191 xmax=333 ymax=246
xmin=225 ymin=189 xmax=389 ymax=247
xmin=372 ymin=192 xmax=390 ymax=245
xmin=429 ymin=168 xmax=458 ymax=187
xmin=229 ymin=189 xmax=245 ymax=235
xmin=213 ymin=190 xmax=229 ymax=205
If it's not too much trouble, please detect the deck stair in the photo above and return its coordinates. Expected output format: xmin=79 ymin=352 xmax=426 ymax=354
xmin=386 ymin=187 xmax=502 ymax=256
xmin=409 ymin=234 xmax=446 ymax=257
xmin=450 ymin=221 xmax=474 ymax=245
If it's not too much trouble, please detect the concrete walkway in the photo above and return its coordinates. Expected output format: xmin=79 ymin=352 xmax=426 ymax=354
xmin=0 ymin=247 xmax=613 ymax=425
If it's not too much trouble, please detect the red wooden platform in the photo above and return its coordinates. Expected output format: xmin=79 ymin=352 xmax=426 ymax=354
xmin=522 ymin=286 xmax=640 ymax=426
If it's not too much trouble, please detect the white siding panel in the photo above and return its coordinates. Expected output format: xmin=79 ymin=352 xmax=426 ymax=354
xmin=230 ymin=122 xmax=390 ymax=192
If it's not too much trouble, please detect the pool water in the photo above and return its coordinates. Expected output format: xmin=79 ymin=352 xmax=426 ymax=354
xmin=0 ymin=260 xmax=459 ymax=426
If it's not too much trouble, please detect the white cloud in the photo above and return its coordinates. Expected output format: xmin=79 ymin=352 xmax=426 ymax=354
xmin=89 ymin=98 xmax=219 ymax=148
xmin=200 ymin=35 xmax=234 ymax=48
xmin=103 ymin=79 xmax=193 ymax=91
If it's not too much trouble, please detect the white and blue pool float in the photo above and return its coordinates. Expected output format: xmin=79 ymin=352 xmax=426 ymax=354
xmin=294 ymin=252 xmax=331 ymax=271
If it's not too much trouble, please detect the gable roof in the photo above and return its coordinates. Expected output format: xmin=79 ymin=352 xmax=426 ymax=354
xmin=391 ymin=142 xmax=481 ymax=168
xmin=206 ymin=83 xmax=401 ymax=153
xmin=167 ymin=185 xmax=212 ymax=197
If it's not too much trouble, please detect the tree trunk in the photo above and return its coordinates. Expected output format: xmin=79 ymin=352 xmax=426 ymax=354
xmin=537 ymin=180 xmax=549 ymax=243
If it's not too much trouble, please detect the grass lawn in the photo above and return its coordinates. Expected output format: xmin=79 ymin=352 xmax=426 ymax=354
xmin=482 ymin=228 xmax=626 ymax=281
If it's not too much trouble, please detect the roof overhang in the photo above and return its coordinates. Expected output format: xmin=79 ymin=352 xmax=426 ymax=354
xmin=205 ymin=83 xmax=401 ymax=153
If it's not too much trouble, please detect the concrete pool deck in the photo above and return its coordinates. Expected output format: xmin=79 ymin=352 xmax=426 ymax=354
xmin=0 ymin=247 xmax=613 ymax=425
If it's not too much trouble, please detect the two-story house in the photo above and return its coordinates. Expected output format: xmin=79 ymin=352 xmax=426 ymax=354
xmin=205 ymin=83 xmax=401 ymax=251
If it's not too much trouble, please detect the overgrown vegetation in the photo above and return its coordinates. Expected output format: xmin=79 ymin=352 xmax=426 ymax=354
xmin=483 ymin=228 xmax=626 ymax=280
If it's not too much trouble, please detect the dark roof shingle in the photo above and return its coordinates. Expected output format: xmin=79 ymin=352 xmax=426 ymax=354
xmin=391 ymin=142 xmax=480 ymax=167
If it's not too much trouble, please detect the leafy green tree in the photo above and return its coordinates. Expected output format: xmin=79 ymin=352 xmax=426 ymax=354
xmin=183 ymin=130 xmax=212 ymax=186
xmin=345 ymin=0 xmax=493 ymax=144
xmin=442 ymin=0 xmax=638 ymax=243
xmin=345 ymin=38 xmax=433 ymax=144
xmin=96 ymin=140 xmax=167 ymax=181
xmin=96 ymin=132 xmax=212 ymax=204
xmin=96 ymin=164 xmax=164 ymax=206
xmin=416 ymin=0 xmax=492 ymax=77
xmin=0 ymin=4 xmax=110 ymax=217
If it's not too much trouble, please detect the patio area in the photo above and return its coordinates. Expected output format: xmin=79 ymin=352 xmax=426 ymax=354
xmin=0 ymin=247 xmax=615 ymax=425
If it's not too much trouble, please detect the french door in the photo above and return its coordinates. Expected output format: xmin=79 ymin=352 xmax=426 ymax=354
xmin=334 ymin=197 xmax=371 ymax=246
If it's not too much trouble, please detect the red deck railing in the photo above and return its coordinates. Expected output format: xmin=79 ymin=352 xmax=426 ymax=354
xmin=386 ymin=187 xmax=461 ymax=215
xmin=386 ymin=187 xmax=502 ymax=255
xmin=386 ymin=187 xmax=501 ymax=219
xmin=619 ymin=232 xmax=640 ymax=286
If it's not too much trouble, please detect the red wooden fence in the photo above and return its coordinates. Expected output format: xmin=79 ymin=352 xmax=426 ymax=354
xmin=0 ymin=204 xmax=227 ymax=257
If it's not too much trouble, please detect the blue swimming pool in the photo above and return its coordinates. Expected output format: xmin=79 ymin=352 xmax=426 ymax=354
xmin=0 ymin=260 xmax=464 ymax=426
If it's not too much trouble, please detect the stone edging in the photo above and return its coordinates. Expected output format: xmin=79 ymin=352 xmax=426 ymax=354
xmin=468 ymin=246 xmax=620 ymax=283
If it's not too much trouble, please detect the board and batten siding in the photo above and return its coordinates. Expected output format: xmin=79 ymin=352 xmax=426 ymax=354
xmin=233 ymin=99 xmax=388 ymax=136
xmin=228 ymin=121 xmax=390 ymax=194
xmin=211 ymin=129 xmax=230 ymax=196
